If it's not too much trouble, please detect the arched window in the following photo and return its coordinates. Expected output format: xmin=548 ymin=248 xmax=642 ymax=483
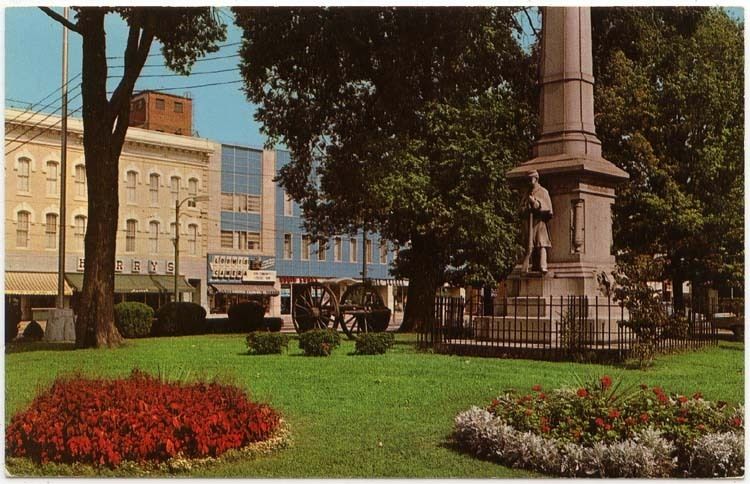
xmin=126 ymin=171 xmax=137 ymax=203
xmin=46 ymin=213 xmax=58 ymax=249
xmin=16 ymin=211 xmax=30 ymax=248
xmin=170 ymin=176 xmax=181 ymax=203
xmin=17 ymin=158 xmax=30 ymax=192
xmin=149 ymin=173 xmax=160 ymax=204
xmin=46 ymin=161 xmax=59 ymax=195
xmin=188 ymin=223 xmax=198 ymax=255
xmin=74 ymin=215 xmax=87 ymax=251
xmin=75 ymin=164 xmax=86 ymax=197
xmin=126 ymin=219 xmax=137 ymax=252
xmin=149 ymin=221 xmax=160 ymax=253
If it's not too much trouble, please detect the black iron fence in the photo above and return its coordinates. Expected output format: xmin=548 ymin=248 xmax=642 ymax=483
xmin=419 ymin=295 xmax=722 ymax=362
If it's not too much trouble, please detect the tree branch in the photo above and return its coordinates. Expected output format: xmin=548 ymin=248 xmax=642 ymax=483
xmin=40 ymin=7 xmax=83 ymax=35
xmin=522 ymin=7 xmax=540 ymax=41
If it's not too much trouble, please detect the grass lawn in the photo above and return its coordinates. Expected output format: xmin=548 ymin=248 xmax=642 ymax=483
xmin=5 ymin=334 xmax=744 ymax=477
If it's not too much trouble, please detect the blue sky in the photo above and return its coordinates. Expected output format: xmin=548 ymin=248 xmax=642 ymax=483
xmin=4 ymin=7 xmax=743 ymax=150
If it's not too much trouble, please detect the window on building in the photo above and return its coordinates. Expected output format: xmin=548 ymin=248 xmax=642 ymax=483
xmin=221 ymin=193 xmax=234 ymax=211
xmin=284 ymin=193 xmax=293 ymax=216
xmin=16 ymin=211 xmax=30 ymax=248
xmin=188 ymin=178 xmax=198 ymax=207
xmin=170 ymin=176 xmax=181 ymax=204
xmin=17 ymin=158 xmax=30 ymax=192
xmin=317 ymin=241 xmax=327 ymax=262
xmin=126 ymin=170 xmax=137 ymax=203
xmin=149 ymin=173 xmax=159 ymax=204
xmin=238 ymin=231 xmax=247 ymax=251
xmin=155 ymin=98 xmax=165 ymax=110
xmin=349 ymin=238 xmax=358 ymax=262
xmin=283 ymin=234 xmax=293 ymax=259
xmin=149 ymin=221 xmax=159 ymax=253
xmin=126 ymin=219 xmax=137 ymax=252
xmin=334 ymin=237 xmax=342 ymax=262
xmin=75 ymin=215 xmax=87 ymax=251
xmin=247 ymin=232 xmax=261 ymax=251
xmin=379 ymin=240 xmax=388 ymax=264
xmin=46 ymin=213 xmax=57 ymax=249
xmin=174 ymin=101 xmax=183 ymax=113
xmin=188 ymin=224 xmax=198 ymax=255
xmin=46 ymin=161 xmax=58 ymax=195
xmin=220 ymin=230 xmax=233 ymax=248
xmin=75 ymin=164 xmax=86 ymax=197
xmin=301 ymin=235 xmax=311 ymax=260
xmin=365 ymin=238 xmax=373 ymax=264
xmin=246 ymin=195 xmax=261 ymax=213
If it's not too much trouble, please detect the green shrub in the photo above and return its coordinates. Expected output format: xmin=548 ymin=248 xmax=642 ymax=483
xmin=298 ymin=329 xmax=341 ymax=356
xmin=354 ymin=332 xmax=395 ymax=355
xmin=152 ymin=302 xmax=207 ymax=336
xmin=5 ymin=298 xmax=21 ymax=343
xmin=23 ymin=320 xmax=44 ymax=341
xmin=227 ymin=302 xmax=266 ymax=333
xmin=114 ymin=302 xmax=154 ymax=338
xmin=246 ymin=331 xmax=289 ymax=355
xmin=264 ymin=317 xmax=283 ymax=332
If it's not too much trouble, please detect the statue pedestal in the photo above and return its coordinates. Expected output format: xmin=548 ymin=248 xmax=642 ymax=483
xmin=44 ymin=308 xmax=76 ymax=342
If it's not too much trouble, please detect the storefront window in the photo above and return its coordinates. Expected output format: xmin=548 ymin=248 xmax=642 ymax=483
xmin=280 ymin=285 xmax=291 ymax=314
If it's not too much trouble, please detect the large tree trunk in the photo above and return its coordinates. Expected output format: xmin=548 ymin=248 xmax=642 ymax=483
xmin=75 ymin=10 xmax=123 ymax=348
xmin=398 ymin=235 xmax=442 ymax=332
xmin=672 ymin=276 xmax=685 ymax=315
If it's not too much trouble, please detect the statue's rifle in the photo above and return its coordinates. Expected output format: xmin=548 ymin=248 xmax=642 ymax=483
xmin=522 ymin=201 xmax=534 ymax=273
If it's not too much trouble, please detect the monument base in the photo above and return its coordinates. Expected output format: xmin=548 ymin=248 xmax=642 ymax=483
xmin=44 ymin=308 xmax=76 ymax=342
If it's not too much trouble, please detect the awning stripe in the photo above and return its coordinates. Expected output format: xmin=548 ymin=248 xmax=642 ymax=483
xmin=65 ymin=274 xmax=191 ymax=294
xmin=5 ymin=272 xmax=73 ymax=296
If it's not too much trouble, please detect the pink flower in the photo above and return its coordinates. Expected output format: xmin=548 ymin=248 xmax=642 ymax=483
xmin=731 ymin=417 xmax=743 ymax=427
xmin=677 ymin=395 xmax=688 ymax=404
xmin=693 ymin=392 xmax=703 ymax=400
xmin=608 ymin=408 xmax=620 ymax=419
xmin=577 ymin=388 xmax=588 ymax=398
xmin=640 ymin=413 xmax=650 ymax=423
xmin=675 ymin=417 xmax=688 ymax=424
xmin=600 ymin=375 xmax=612 ymax=390
xmin=531 ymin=384 xmax=542 ymax=392
xmin=537 ymin=393 xmax=546 ymax=401
xmin=595 ymin=418 xmax=605 ymax=427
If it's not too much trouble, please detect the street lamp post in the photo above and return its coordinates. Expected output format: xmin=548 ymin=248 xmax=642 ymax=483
xmin=173 ymin=195 xmax=209 ymax=302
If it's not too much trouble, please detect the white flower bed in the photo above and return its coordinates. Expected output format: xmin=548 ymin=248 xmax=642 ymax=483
xmin=453 ymin=407 xmax=743 ymax=477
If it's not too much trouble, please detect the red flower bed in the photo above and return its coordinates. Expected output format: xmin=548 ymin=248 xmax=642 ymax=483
xmin=6 ymin=370 xmax=280 ymax=467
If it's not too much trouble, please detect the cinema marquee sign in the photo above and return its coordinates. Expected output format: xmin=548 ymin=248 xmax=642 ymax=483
xmin=207 ymin=253 xmax=275 ymax=282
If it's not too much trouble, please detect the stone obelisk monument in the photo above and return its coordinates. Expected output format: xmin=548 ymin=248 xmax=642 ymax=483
xmin=506 ymin=7 xmax=629 ymax=302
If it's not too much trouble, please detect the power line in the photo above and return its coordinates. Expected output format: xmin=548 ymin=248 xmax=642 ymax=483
xmin=5 ymin=89 xmax=83 ymax=149
xmin=129 ymin=67 xmax=239 ymax=79
xmin=5 ymin=104 xmax=83 ymax=156
xmin=6 ymin=81 xmax=82 ymax=130
xmin=112 ymin=79 xmax=243 ymax=94
xmin=6 ymin=73 xmax=82 ymax=125
xmin=109 ymin=53 xmax=240 ymax=69
xmin=105 ymin=41 xmax=242 ymax=60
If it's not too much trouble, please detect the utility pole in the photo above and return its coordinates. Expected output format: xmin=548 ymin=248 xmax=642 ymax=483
xmin=56 ymin=6 xmax=69 ymax=309
xmin=174 ymin=199 xmax=181 ymax=302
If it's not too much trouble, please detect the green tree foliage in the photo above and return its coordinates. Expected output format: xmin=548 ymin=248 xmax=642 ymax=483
xmin=234 ymin=7 xmax=536 ymax=330
xmin=592 ymin=7 xmax=743 ymax=308
xmin=42 ymin=8 xmax=226 ymax=347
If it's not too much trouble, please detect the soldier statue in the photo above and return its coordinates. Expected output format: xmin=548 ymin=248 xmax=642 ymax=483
xmin=521 ymin=170 xmax=553 ymax=273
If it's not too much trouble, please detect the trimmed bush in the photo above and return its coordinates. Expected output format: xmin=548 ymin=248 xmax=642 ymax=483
xmin=5 ymin=299 xmax=21 ymax=342
xmin=246 ymin=332 xmax=289 ymax=355
xmin=22 ymin=320 xmax=44 ymax=341
xmin=114 ymin=302 xmax=154 ymax=338
xmin=354 ymin=332 xmax=395 ymax=355
xmin=264 ymin=317 xmax=283 ymax=333
xmin=5 ymin=370 xmax=281 ymax=467
xmin=153 ymin=302 xmax=207 ymax=336
xmin=227 ymin=302 xmax=266 ymax=333
xmin=298 ymin=329 xmax=341 ymax=356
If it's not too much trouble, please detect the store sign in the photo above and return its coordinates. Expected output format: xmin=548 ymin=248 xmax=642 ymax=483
xmin=77 ymin=257 xmax=175 ymax=275
xmin=242 ymin=270 xmax=276 ymax=283
xmin=278 ymin=276 xmax=320 ymax=284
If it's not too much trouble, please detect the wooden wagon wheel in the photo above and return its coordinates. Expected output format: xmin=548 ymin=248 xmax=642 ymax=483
xmin=338 ymin=283 xmax=391 ymax=339
xmin=292 ymin=282 xmax=340 ymax=333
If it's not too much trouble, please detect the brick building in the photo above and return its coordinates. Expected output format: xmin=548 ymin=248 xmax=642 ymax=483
xmin=129 ymin=90 xmax=193 ymax=136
